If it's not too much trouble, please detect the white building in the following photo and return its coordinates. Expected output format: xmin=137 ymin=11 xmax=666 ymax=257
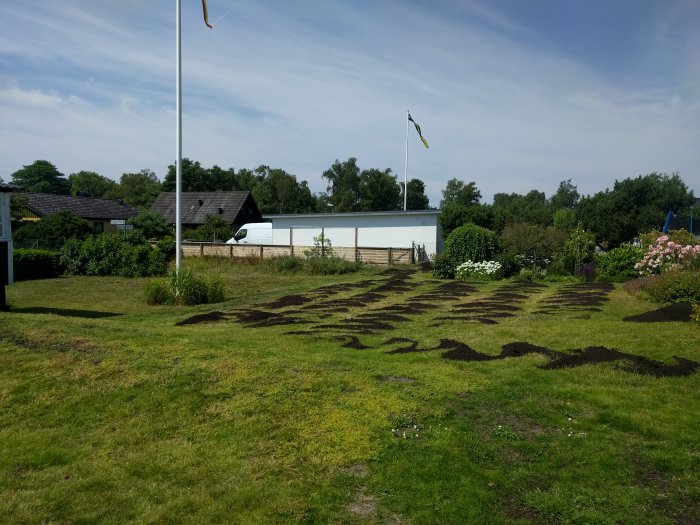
xmin=263 ymin=210 xmax=443 ymax=260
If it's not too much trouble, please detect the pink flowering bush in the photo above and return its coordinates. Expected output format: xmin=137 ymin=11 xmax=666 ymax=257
xmin=635 ymin=235 xmax=700 ymax=276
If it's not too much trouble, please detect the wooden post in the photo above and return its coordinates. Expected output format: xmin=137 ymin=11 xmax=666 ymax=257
xmin=260 ymin=245 xmax=264 ymax=259
xmin=290 ymin=227 xmax=294 ymax=256
xmin=321 ymin=227 xmax=325 ymax=258
xmin=229 ymin=244 xmax=233 ymax=259
xmin=199 ymin=243 xmax=204 ymax=257
xmin=410 ymin=242 xmax=415 ymax=264
xmin=388 ymin=247 xmax=393 ymax=265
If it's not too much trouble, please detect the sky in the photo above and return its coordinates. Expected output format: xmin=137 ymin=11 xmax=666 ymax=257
xmin=1 ymin=0 xmax=699 ymax=206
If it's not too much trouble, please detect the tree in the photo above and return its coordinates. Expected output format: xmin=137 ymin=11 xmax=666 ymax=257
xmin=440 ymin=179 xmax=481 ymax=208
xmin=491 ymin=190 xmax=551 ymax=231
xmin=13 ymin=211 xmax=91 ymax=246
xmin=252 ymin=166 xmax=316 ymax=214
xmin=106 ymin=169 xmax=162 ymax=208
xmin=500 ymin=223 xmax=567 ymax=269
xmin=322 ymin=158 xmax=361 ymax=212
xmin=128 ymin=210 xmax=172 ymax=239
xmin=162 ymin=159 xmax=235 ymax=192
xmin=357 ymin=168 xmax=401 ymax=211
xmin=576 ymin=172 xmax=694 ymax=248
xmin=10 ymin=160 xmax=70 ymax=194
xmin=550 ymin=179 xmax=580 ymax=210
xmin=403 ymin=179 xmax=430 ymax=210
xmin=69 ymin=171 xmax=117 ymax=199
xmin=439 ymin=203 xmax=493 ymax=238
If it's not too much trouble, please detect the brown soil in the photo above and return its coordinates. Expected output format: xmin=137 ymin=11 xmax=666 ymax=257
xmin=175 ymin=311 xmax=229 ymax=326
xmin=334 ymin=335 xmax=370 ymax=349
xmin=540 ymin=345 xmax=699 ymax=377
xmin=261 ymin=294 xmax=313 ymax=309
xmin=623 ymin=303 xmax=692 ymax=322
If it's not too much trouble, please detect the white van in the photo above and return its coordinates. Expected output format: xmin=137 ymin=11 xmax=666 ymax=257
xmin=226 ymin=222 xmax=273 ymax=245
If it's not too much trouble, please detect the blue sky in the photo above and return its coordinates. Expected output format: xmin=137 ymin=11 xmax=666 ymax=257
xmin=1 ymin=0 xmax=698 ymax=206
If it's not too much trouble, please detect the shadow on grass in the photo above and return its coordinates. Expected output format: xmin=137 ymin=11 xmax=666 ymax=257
xmin=8 ymin=307 xmax=122 ymax=319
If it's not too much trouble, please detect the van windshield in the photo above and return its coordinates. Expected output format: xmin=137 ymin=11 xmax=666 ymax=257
xmin=234 ymin=229 xmax=247 ymax=241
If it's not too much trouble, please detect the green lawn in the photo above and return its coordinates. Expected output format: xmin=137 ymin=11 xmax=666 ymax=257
xmin=0 ymin=259 xmax=698 ymax=524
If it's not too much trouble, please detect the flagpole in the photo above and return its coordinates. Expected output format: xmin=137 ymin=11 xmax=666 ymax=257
xmin=403 ymin=110 xmax=409 ymax=211
xmin=175 ymin=0 xmax=183 ymax=272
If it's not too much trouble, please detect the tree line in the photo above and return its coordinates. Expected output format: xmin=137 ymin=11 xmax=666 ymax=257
xmin=3 ymin=158 xmax=431 ymax=214
xmin=4 ymin=159 xmax=696 ymax=248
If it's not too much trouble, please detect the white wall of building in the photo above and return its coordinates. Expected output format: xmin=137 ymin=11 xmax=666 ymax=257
xmin=264 ymin=211 xmax=443 ymax=257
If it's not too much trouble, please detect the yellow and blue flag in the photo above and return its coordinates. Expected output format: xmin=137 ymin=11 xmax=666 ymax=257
xmin=408 ymin=112 xmax=429 ymax=148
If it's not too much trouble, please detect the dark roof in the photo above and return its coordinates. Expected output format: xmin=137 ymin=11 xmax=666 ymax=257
xmin=150 ymin=192 xmax=261 ymax=225
xmin=23 ymin=193 xmax=139 ymax=220
xmin=0 ymin=183 xmax=15 ymax=193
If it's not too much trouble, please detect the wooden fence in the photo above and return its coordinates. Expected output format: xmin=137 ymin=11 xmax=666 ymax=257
xmin=181 ymin=242 xmax=414 ymax=265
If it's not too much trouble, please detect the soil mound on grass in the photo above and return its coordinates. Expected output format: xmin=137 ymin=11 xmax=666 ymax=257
xmin=540 ymin=346 xmax=699 ymax=377
xmin=623 ymin=303 xmax=692 ymax=323
xmin=175 ymin=311 xmax=229 ymax=326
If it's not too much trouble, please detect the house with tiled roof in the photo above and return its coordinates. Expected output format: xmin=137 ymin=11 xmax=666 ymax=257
xmin=19 ymin=193 xmax=139 ymax=234
xmin=150 ymin=192 xmax=262 ymax=229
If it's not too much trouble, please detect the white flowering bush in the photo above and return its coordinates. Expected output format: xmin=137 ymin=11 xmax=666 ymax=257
xmin=634 ymin=235 xmax=700 ymax=276
xmin=455 ymin=260 xmax=502 ymax=281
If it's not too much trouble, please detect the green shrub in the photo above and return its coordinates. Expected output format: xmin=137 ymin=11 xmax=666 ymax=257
xmin=443 ymin=223 xmax=500 ymax=266
xmin=145 ymin=279 xmax=173 ymax=305
xmin=595 ymin=244 xmax=644 ymax=282
xmin=13 ymin=248 xmax=62 ymax=280
xmin=60 ymin=233 xmax=169 ymax=277
xmin=550 ymin=224 xmax=596 ymax=276
xmin=207 ymin=274 xmax=226 ymax=303
xmin=146 ymin=266 xmax=226 ymax=306
xmin=641 ymin=271 xmax=700 ymax=304
xmin=303 ymin=256 xmax=362 ymax=275
xmin=169 ymin=266 xmax=208 ymax=306
xmin=431 ymin=254 xmax=455 ymax=279
xmin=13 ymin=211 xmax=91 ymax=249
xmin=266 ymin=256 xmax=305 ymax=273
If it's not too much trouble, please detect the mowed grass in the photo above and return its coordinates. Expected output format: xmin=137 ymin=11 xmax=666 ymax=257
xmin=0 ymin=259 xmax=698 ymax=524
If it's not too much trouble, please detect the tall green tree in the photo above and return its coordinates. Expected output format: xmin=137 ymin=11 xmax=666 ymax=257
xmin=403 ymin=179 xmax=430 ymax=210
xmin=440 ymin=179 xmax=481 ymax=208
xmin=322 ymin=158 xmax=361 ymax=212
xmin=10 ymin=160 xmax=70 ymax=194
xmin=358 ymin=168 xmax=401 ymax=211
xmin=128 ymin=210 xmax=172 ymax=239
xmin=550 ymin=179 xmax=580 ymax=210
xmin=576 ymin=172 xmax=694 ymax=248
xmin=439 ymin=203 xmax=493 ymax=238
xmin=68 ymin=171 xmax=117 ymax=199
xmin=106 ymin=169 xmax=162 ymax=208
xmin=491 ymin=190 xmax=552 ymax=230
xmin=252 ymin=166 xmax=315 ymax=214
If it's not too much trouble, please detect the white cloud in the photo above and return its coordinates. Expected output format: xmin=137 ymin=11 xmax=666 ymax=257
xmin=1 ymin=0 xmax=699 ymax=204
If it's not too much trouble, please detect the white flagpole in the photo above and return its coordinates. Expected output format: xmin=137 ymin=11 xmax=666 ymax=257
xmin=403 ymin=110 xmax=409 ymax=211
xmin=175 ymin=0 xmax=183 ymax=272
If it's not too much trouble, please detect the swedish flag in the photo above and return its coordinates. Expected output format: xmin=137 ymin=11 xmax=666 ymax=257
xmin=408 ymin=113 xmax=429 ymax=148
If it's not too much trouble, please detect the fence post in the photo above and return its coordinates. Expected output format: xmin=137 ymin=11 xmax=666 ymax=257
xmin=290 ymin=227 xmax=294 ymax=257
xmin=388 ymin=247 xmax=393 ymax=265
xmin=321 ymin=227 xmax=325 ymax=258
xmin=260 ymin=245 xmax=264 ymax=259
xmin=411 ymin=242 xmax=415 ymax=264
xmin=199 ymin=243 xmax=204 ymax=257
xmin=229 ymin=244 xmax=233 ymax=259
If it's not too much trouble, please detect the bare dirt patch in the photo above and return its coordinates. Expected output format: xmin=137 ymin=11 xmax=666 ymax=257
xmin=623 ymin=303 xmax=692 ymax=323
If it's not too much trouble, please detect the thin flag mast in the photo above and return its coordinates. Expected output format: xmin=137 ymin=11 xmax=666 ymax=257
xmin=175 ymin=0 xmax=182 ymax=271
xmin=175 ymin=0 xmax=212 ymax=272
xmin=404 ymin=111 xmax=429 ymax=212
